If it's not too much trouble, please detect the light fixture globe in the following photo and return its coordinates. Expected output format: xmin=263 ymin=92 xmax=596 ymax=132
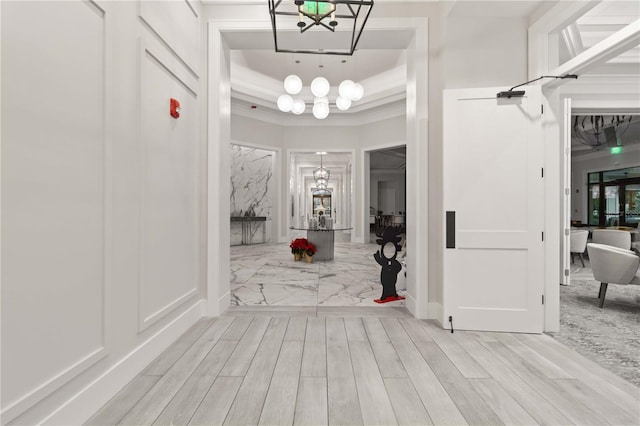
xmin=314 ymin=96 xmax=329 ymax=105
xmin=315 ymin=178 xmax=328 ymax=188
xmin=339 ymin=79 xmax=356 ymax=100
xmin=284 ymin=74 xmax=302 ymax=95
xmin=335 ymin=96 xmax=351 ymax=111
xmin=312 ymin=102 xmax=330 ymax=119
xmin=291 ymin=98 xmax=306 ymax=115
xmin=311 ymin=77 xmax=330 ymax=98
xmin=277 ymin=94 xmax=294 ymax=112
xmin=352 ymin=83 xmax=364 ymax=101
xmin=313 ymin=168 xmax=330 ymax=181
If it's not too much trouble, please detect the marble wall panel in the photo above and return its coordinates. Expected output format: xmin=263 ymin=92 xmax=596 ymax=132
xmin=230 ymin=145 xmax=275 ymax=243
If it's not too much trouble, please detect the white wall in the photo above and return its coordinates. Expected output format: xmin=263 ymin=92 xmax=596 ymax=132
xmin=231 ymin=114 xmax=284 ymax=148
xmin=371 ymin=171 xmax=406 ymax=215
xmin=571 ymin=145 xmax=640 ymax=223
xmin=444 ymin=15 xmax=528 ymax=89
xmin=1 ymin=1 xmax=205 ymax=423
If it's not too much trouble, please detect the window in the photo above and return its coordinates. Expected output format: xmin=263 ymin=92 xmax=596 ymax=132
xmin=587 ymin=166 xmax=640 ymax=227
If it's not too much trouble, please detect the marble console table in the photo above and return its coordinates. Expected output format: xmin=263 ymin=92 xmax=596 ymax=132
xmin=231 ymin=216 xmax=266 ymax=246
xmin=290 ymin=226 xmax=352 ymax=261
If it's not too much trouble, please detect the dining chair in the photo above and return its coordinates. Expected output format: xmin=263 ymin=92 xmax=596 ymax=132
xmin=570 ymin=230 xmax=589 ymax=267
xmin=591 ymin=229 xmax=631 ymax=250
xmin=587 ymin=243 xmax=640 ymax=308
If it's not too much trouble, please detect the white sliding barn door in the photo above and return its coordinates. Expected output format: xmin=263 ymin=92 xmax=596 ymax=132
xmin=443 ymin=87 xmax=544 ymax=333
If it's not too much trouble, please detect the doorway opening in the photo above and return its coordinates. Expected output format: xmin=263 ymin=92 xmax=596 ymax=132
xmin=367 ymin=146 xmax=407 ymax=243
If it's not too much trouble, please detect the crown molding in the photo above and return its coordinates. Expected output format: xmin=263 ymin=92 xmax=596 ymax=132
xmin=231 ymin=97 xmax=405 ymax=127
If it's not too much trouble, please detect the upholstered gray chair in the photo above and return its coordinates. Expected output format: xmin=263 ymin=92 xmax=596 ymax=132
xmin=591 ymin=229 xmax=631 ymax=250
xmin=570 ymin=230 xmax=589 ymax=267
xmin=586 ymin=243 xmax=640 ymax=308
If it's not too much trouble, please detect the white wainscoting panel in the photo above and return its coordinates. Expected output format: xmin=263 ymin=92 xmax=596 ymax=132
xmin=1 ymin=0 xmax=107 ymax=420
xmin=139 ymin=0 xmax=200 ymax=76
xmin=138 ymin=39 xmax=199 ymax=331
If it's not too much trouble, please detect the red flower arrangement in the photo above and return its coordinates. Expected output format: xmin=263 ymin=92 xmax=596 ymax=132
xmin=290 ymin=238 xmax=317 ymax=256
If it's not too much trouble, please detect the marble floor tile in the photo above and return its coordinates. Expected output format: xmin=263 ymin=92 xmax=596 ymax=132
xmin=230 ymin=233 xmax=403 ymax=308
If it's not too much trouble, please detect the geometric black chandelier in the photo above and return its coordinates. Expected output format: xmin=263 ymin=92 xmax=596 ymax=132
xmin=268 ymin=0 xmax=374 ymax=56
xmin=573 ymin=115 xmax=634 ymax=148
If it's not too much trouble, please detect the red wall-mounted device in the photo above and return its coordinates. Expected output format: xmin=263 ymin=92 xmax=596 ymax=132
xmin=170 ymin=98 xmax=181 ymax=118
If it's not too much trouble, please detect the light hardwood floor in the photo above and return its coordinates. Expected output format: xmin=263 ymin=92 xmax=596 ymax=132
xmin=87 ymin=307 xmax=640 ymax=425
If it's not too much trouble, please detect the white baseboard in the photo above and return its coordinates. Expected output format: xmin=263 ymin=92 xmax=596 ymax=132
xmin=218 ymin=291 xmax=230 ymax=315
xmin=38 ymin=299 xmax=206 ymax=425
xmin=428 ymin=302 xmax=443 ymax=326
xmin=403 ymin=292 xmax=417 ymax=317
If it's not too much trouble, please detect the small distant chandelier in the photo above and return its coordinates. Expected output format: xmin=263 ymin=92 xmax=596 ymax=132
xmin=314 ymin=152 xmax=330 ymax=189
xmin=573 ymin=115 xmax=633 ymax=147
xmin=268 ymin=0 xmax=374 ymax=56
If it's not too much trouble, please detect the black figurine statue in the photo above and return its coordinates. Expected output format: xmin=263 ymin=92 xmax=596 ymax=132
xmin=373 ymin=226 xmax=405 ymax=303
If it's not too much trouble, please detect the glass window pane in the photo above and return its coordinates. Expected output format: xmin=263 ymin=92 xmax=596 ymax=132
xmin=589 ymin=184 xmax=599 ymax=225
xmin=605 ymin=185 xmax=620 ymax=226
xmin=588 ymin=172 xmax=600 ymax=183
xmin=624 ymin=184 xmax=640 ymax=227
xmin=603 ymin=166 xmax=640 ymax=182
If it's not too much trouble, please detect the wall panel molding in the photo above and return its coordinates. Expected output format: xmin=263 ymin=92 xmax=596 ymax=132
xmin=140 ymin=288 xmax=199 ymax=330
xmin=138 ymin=0 xmax=200 ymax=77
xmin=0 ymin=1 xmax=109 ymax=422
xmin=39 ymin=300 xmax=205 ymax=425
xmin=137 ymin=38 xmax=200 ymax=332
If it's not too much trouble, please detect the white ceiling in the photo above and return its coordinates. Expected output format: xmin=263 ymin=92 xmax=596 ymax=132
xmin=226 ymin=0 xmax=640 ymax=146
xmin=232 ymin=49 xmax=406 ymax=85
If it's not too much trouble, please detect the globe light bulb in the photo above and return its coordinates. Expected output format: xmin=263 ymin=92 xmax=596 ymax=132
xmin=291 ymin=98 xmax=306 ymax=115
xmin=339 ymin=79 xmax=356 ymax=100
xmin=284 ymin=74 xmax=302 ymax=95
xmin=352 ymin=83 xmax=364 ymax=101
xmin=312 ymin=102 xmax=330 ymax=119
xmin=277 ymin=94 xmax=294 ymax=112
xmin=311 ymin=77 xmax=330 ymax=98
xmin=335 ymin=96 xmax=351 ymax=111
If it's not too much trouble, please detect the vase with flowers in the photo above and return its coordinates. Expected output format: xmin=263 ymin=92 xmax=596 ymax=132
xmin=303 ymin=241 xmax=317 ymax=263
xmin=290 ymin=238 xmax=307 ymax=261
xmin=290 ymin=238 xmax=317 ymax=262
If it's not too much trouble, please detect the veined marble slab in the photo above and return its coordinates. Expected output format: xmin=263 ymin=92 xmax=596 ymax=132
xmin=230 ymin=144 xmax=275 ymax=242
xmin=230 ymin=236 xmax=406 ymax=308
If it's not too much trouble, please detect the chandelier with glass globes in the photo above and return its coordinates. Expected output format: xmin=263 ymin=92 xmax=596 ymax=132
xmin=276 ymin=74 xmax=364 ymax=120
xmin=314 ymin=152 xmax=330 ymax=190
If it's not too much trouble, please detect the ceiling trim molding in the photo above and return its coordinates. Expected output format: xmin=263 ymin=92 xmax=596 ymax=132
xmin=544 ymin=19 xmax=640 ymax=86
xmin=231 ymin=97 xmax=406 ymax=127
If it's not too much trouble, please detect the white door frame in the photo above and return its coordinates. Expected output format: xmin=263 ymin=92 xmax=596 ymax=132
xmin=529 ymin=2 xmax=640 ymax=331
xmin=561 ymin=98 xmax=572 ymax=286
xmin=207 ymin=18 xmax=429 ymax=318
xmin=360 ymin=141 xmax=407 ymax=245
